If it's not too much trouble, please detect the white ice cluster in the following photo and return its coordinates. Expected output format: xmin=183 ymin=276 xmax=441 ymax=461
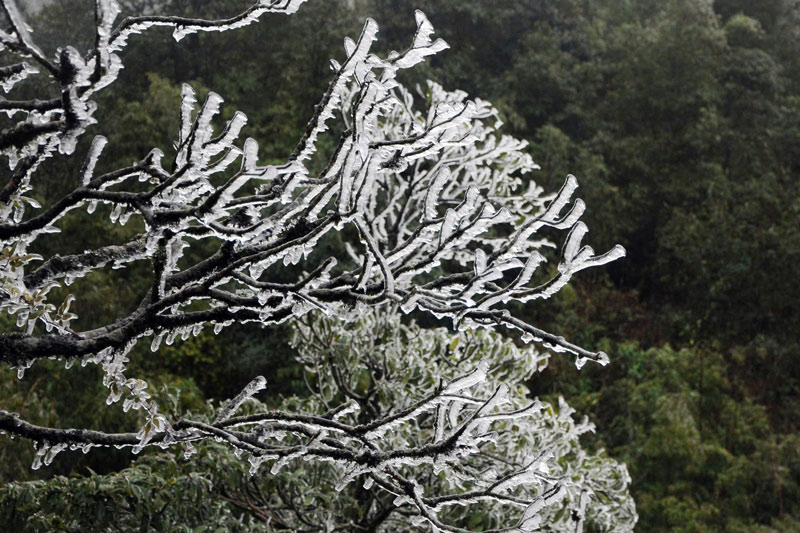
xmin=216 ymin=310 xmax=637 ymax=532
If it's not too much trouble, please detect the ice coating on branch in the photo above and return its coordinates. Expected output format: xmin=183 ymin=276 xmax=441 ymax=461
xmin=214 ymin=376 xmax=267 ymax=423
xmin=109 ymin=0 xmax=309 ymax=51
xmin=293 ymin=18 xmax=379 ymax=163
xmin=94 ymin=0 xmax=121 ymax=78
xmin=2 ymin=0 xmax=43 ymax=57
xmin=80 ymin=136 xmax=108 ymax=185
xmin=391 ymin=11 xmax=450 ymax=69
xmin=0 ymin=62 xmax=38 ymax=92
xmin=168 ymin=0 xmax=307 ymax=41
xmin=443 ymin=361 xmax=488 ymax=394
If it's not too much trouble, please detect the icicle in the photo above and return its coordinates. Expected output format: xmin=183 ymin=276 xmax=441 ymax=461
xmin=150 ymin=332 xmax=164 ymax=352
xmin=248 ymin=454 xmax=266 ymax=475
xmin=31 ymin=441 xmax=48 ymax=470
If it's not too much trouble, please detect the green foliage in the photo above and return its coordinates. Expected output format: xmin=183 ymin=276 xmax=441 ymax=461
xmin=533 ymin=343 xmax=800 ymax=532
xmin=0 ymin=362 xmax=135 ymax=483
xmin=0 ymin=454 xmax=256 ymax=532
xmin=0 ymin=359 xmax=208 ymax=484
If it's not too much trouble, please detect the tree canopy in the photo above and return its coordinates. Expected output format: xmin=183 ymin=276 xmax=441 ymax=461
xmin=2 ymin=0 xmax=799 ymax=531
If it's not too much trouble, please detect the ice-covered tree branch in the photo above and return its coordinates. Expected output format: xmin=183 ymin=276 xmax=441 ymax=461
xmin=0 ymin=312 xmax=637 ymax=531
xmin=0 ymin=3 xmax=632 ymax=530
xmin=1 ymin=6 xmax=623 ymax=371
xmin=0 ymin=0 xmax=306 ymax=172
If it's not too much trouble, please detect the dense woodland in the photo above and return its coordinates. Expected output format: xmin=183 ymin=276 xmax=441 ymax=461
xmin=1 ymin=0 xmax=799 ymax=531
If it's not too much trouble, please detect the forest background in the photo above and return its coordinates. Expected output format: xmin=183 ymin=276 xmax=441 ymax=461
xmin=1 ymin=0 xmax=799 ymax=531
